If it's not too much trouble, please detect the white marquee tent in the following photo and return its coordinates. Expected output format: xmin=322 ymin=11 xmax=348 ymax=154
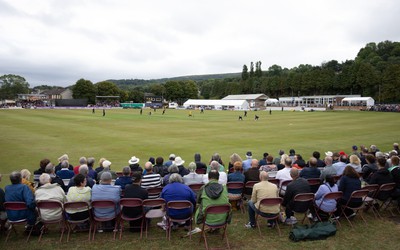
xmin=183 ymin=99 xmax=249 ymax=110
xmin=341 ymin=97 xmax=375 ymax=106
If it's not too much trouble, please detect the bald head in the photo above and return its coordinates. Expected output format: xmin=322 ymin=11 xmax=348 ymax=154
xmin=144 ymin=161 xmax=153 ymax=172
xmin=259 ymin=171 xmax=269 ymax=181
xmin=251 ymin=159 xmax=259 ymax=168
xmin=290 ymin=168 xmax=299 ymax=179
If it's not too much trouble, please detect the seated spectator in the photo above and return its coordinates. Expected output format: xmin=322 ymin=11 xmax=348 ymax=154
xmin=173 ymin=156 xmax=189 ymax=177
xmin=123 ymin=172 xmax=148 ymax=231
xmin=292 ymin=154 xmax=306 ymax=170
xmin=97 ymin=160 xmax=118 ymax=181
xmin=361 ymin=154 xmax=377 ymax=181
xmin=34 ymin=158 xmax=50 ymax=181
xmin=242 ymin=151 xmax=253 ymax=172
xmin=163 ymin=165 xmax=179 ymax=186
xmin=5 ymin=171 xmax=36 ymax=228
xmin=277 ymin=154 xmax=289 ymax=171
xmin=313 ymin=175 xmax=338 ymax=220
xmin=228 ymin=153 xmax=242 ymax=173
xmin=348 ymin=155 xmax=362 ymax=173
xmin=282 ymin=169 xmax=311 ymax=225
xmin=183 ymin=162 xmax=204 ymax=185
xmin=91 ymin=172 xmax=121 ymax=229
xmin=66 ymin=174 xmax=91 ymax=221
xmin=21 ymin=169 xmax=35 ymax=194
xmin=87 ymin=157 xmax=98 ymax=181
xmin=300 ymin=157 xmax=321 ymax=179
xmin=141 ymin=162 xmax=162 ymax=198
xmin=320 ymin=156 xmax=336 ymax=181
xmin=208 ymin=153 xmax=225 ymax=171
xmin=245 ymin=171 xmax=279 ymax=229
xmin=195 ymin=170 xmax=229 ymax=225
xmin=332 ymin=155 xmax=348 ymax=176
xmin=244 ymin=159 xmax=260 ymax=196
xmin=35 ymin=173 xmax=66 ymax=221
xmin=164 ymin=154 xmax=175 ymax=168
xmin=161 ymin=173 xmax=196 ymax=228
xmin=203 ymin=160 xmax=227 ymax=185
xmin=94 ymin=158 xmax=106 ymax=173
xmin=128 ymin=156 xmax=143 ymax=174
xmin=259 ymin=155 xmax=277 ymax=172
xmin=0 ymin=174 xmax=6 ymax=231
xmin=74 ymin=156 xmax=87 ymax=175
xmin=275 ymin=157 xmax=293 ymax=196
xmin=67 ymin=165 xmax=95 ymax=191
xmin=56 ymin=160 xmax=75 ymax=179
xmin=45 ymin=163 xmax=67 ymax=192
xmin=194 ymin=153 xmax=207 ymax=172
xmin=389 ymin=156 xmax=400 ymax=189
xmin=114 ymin=166 xmax=133 ymax=190
xmin=153 ymin=157 xmax=168 ymax=177
xmin=258 ymin=152 xmax=269 ymax=167
xmin=367 ymin=157 xmax=394 ymax=200
xmin=311 ymin=151 xmax=326 ymax=168
xmin=227 ymin=161 xmax=245 ymax=209
xmin=336 ymin=166 xmax=361 ymax=217
xmin=274 ymin=150 xmax=285 ymax=167
xmin=55 ymin=154 xmax=73 ymax=173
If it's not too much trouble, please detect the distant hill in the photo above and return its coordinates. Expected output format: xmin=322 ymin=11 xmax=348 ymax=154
xmin=107 ymin=72 xmax=241 ymax=88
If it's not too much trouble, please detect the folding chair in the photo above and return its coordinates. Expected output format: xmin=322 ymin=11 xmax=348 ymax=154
xmin=256 ymin=197 xmax=283 ymax=236
xmin=119 ymin=198 xmax=144 ymax=239
xmin=292 ymin=193 xmax=315 ymax=225
xmin=279 ymin=180 xmax=292 ymax=197
xmin=147 ymin=187 xmax=163 ymax=199
xmin=91 ymin=200 xmax=119 ymax=240
xmin=36 ymin=200 xmax=66 ymax=242
xmin=361 ymin=184 xmax=379 ymax=218
xmin=243 ymin=181 xmax=258 ymax=200
xmin=340 ymin=189 xmax=369 ymax=228
xmin=64 ymin=201 xmax=92 ymax=242
xmin=268 ymin=178 xmax=280 ymax=187
xmin=3 ymin=202 xmax=34 ymax=242
xmin=307 ymin=178 xmax=321 ymax=193
xmin=199 ymin=204 xmax=232 ymax=250
xmin=371 ymin=183 xmax=397 ymax=217
xmin=189 ymin=183 xmax=204 ymax=196
xmin=226 ymin=182 xmax=245 ymax=213
xmin=314 ymin=191 xmax=343 ymax=226
xmin=165 ymin=201 xmax=193 ymax=240
xmin=142 ymin=198 xmax=166 ymax=238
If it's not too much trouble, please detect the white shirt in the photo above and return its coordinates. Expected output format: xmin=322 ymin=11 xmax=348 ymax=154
xmin=203 ymin=171 xmax=227 ymax=185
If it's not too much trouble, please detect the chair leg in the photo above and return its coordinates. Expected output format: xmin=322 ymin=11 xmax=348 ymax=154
xmin=223 ymin=225 xmax=230 ymax=249
xmin=275 ymin=218 xmax=282 ymax=236
xmin=38 ymin=224 xmax=45 ymax=242
xmin=92 ymin=221 xmax=97 ymax=241
xmin=119 ymin=220 xmax=123 ymax=240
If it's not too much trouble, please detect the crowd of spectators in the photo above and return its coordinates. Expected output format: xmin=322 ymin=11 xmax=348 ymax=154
xmin=1 ymin=143 xmax=400 ymax=238
xmin=367 ymin=104 xmax=400 ymax=112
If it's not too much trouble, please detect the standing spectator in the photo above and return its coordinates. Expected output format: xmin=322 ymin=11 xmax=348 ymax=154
xmin=245 ymin=171 xmax=279 ymax=228
xmin=5 ymin=172 xmax=36 ymax=229
xmin=35 ymin=173 xmax=66 ymax=221
xmin=183 ymin=162 xmax=204 ymax=185
xmin=114 ymin=166 xmax=133 ymax=190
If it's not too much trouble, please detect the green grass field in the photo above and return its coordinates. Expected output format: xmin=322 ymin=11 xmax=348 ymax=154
xmin=0 ymin=108 xmax=399 ymax=187
xmin=1 ymin=108 xmax=400 ymax=249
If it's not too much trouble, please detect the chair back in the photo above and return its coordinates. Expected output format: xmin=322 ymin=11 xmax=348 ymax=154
xmin=378 ymin=182 xmax=396 ymax=192
xmin=245 ymin=181 xmax=258 ymax=189
xmin=268 ymin=178 xmax=279 ymax=186
xmin=147 ymin=187 xmax=163 ymax=197
xmin=37 ymin=200 xmax=63 ymax=210
xmin=375 ymin=182 xmax=396 ymax=201
xmin=259 ymin=197 xmax=283 ymax=206
xmin=120 ymin=198 xmax=143 ymax=208
xmin=204 ymin=204 xmax=231 ymax=216
xmin=294 ymin=193 xmax=314 ymax=202
xmin=349 ymin=189 xmax=370 ymax=201
xmin=307 ymin=178 xmax=321 ymax=186
xmin=143 ymin=198 xmax=166 ymax=208
xmin=143 ymin=198 xmax=166 ymax=219
xmin=293 ymin=193 xmax=314 ymax=213
xmin=64 ymin=201 xmax=90 ymax=216
xmin=226 ymin=182 xmax=244 ymax=193
xmin=167 ymin=200 xmax=193 ymax=211
xmin=361 ymin=184 xmax=379 ymax=197
xmin=321 ymin=191 xmax=343 ymax=201
xmin=4 ymin=201 xmax=28 ymax=211
xmin=189 ymin=183 xmax=203 ymax=193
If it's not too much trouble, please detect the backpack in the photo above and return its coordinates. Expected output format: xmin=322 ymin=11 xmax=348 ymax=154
xmin=289 ymin=222 xmax=336 ymax=242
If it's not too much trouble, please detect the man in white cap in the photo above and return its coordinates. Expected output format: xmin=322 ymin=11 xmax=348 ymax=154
xmin=97 ymin=160 xmax=117 ymax=181
xmin=128 ymin=156 xmax=142 ymax=174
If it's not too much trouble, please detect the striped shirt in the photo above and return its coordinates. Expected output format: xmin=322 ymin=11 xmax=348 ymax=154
xmin=141 ymin=173 xmax=162 ymax=198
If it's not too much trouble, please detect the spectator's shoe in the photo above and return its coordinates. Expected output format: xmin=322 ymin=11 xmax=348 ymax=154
xmin=347 ymin=213 xmax=356 ymax=219
xmin=244 ymin=222 xmax=256 ymax=229
xmin=285 ymin=217 xmax=298 ymax=225
xmin=157 ymin=221 xmax=168 ymax=231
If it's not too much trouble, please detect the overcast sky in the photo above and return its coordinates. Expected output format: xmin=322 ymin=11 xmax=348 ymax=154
xmin=1 ymin=0 xmax=399 ymax=87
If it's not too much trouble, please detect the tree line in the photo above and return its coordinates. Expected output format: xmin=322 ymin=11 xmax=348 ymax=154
xmin=1 ymin=40 xmax=400 ymax=104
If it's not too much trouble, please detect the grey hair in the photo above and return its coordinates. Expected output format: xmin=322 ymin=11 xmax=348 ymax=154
xmin=79 ymin=157 xmax=87 ymax=165
xmin=122 ymin=166 xmax=131 ymax=176
xmin=79 ymin=164 xmax=89 ymax=175
xmin=39 ymin=173 xmax=51 ymax=185
xmin=210 ymin=160 xmax=220 ymax=171
xmin=188 ymin=162 xmax=196 ymax=172
xmin=100 ymin=171 xmax=112 ymax=181
xmin=169 ymin=173 xmax=183 ymax=184
xmin=87 ymin=157 xmax=95 ymax=166
xmin=61 ymin=160 xmax=69 ymax=169
xmin=168 ymin=165 xmax=179 ymax=173
xmin=45 ymin=163 xmax=55 ymax=174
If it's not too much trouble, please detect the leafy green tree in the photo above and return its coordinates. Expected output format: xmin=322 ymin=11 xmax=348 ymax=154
xmin=249 ymin=62 xmax=255 ymax=78
xmin=241 ymin=65 xmax=249 ymax=81
xmin=381 ymin=64 xmax=400 ymax=103
xmin=95 ymin=81 xmax=120 ymax=96
xmin=149 ymin=84 xmax=166 ymax=97
xmin=71 ymin=78 xmax=96 ymax=104
xmin=255 ymin=61 xmax=262 ymax=77
xmin=129 ymin=89 xmax=145 ymax=103
xmin=0 ymin=74 xmax=30 ymax=99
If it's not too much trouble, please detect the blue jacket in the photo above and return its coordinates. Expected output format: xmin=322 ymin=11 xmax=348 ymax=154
xmin=114 ymin=176 xmax=133 ymax=190
xmin=5 ymin=184 xmax=36 ymax=225
xmin=339 ymin=175 xmax=361 ymax=201
xmin=91 ymin=184 xmax=121 ymax=218
xmin=161 ymin=182 xmax=196 ymax=218
xmin=227 ymin=172 xmax=245 ymax=194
